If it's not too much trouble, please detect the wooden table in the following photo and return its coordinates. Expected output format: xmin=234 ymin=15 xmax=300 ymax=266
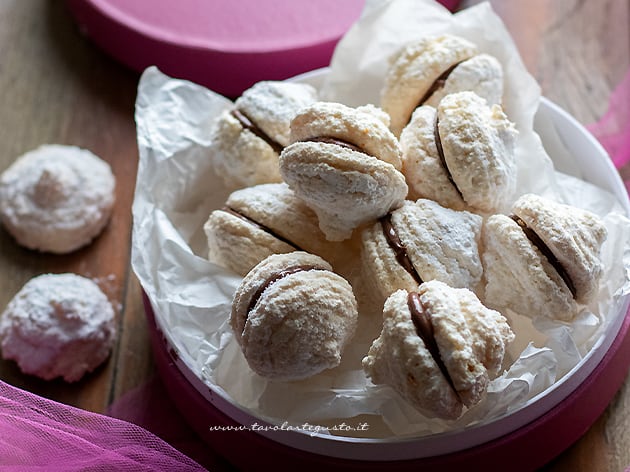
xmin=0 ymin=0 xmax=628 ymax=470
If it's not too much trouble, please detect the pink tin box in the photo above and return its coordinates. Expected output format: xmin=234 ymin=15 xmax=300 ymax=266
xmin=66 ymin=0 xmax=460 ymax=97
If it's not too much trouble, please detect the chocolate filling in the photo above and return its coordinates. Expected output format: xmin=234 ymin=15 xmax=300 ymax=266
xmin=246 ymin=264 xmax=319 ymax=317
xmin=510 ymin=215 xmax=577 ymax=298
xmin=231 ymin=109 xmax=284 ymax=154
xmin=380 ymin=213 xmax=423 ymax=285
xmin=302 ymin=136 xmax=372 ymax=157
xmin=434 ymin=116 xmax=464 ymax=201
xmin=407 ymin=292 xmax=457 ymax=394
xmin=222 ymin=206 xmax=302 ymax=252
xmin=418 ymin=60 xmax=465 ymax=107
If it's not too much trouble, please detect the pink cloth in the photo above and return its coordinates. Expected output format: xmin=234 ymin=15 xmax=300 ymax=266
xmin=0 ymin=379 xmax=206 ymax=471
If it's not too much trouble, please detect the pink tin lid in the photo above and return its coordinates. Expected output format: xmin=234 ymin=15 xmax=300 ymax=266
xmin=66 ymin=0 xmax=460 ymax=97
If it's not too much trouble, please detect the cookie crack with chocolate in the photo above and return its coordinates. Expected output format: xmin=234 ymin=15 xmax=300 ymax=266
xmin=407 ymin=291 xmax=458 ymax=397
xmin=246 ymin=264 xmax=320 ymax=320
xmin=418 ymin=60 xmax=465 ymax=107
xmin=231 ymin=109 xmax=284 ymax=154
xmin=511 ymin=214 xmax=577 ymax=298
xmin=302 ymin=136 xmax=375 ymax=158
xmin=434 ymin=115 xmax=465 ymax=201
xmin=222 ymin=206 xmax=302 ymax=252
xmin=380 ymin=213 xmax=423 ymax=285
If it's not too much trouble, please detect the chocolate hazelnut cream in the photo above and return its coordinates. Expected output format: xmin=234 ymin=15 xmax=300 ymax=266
xmin=380 ymin=213 xmax=423 ymax=285
xmin=418 ymin=60 xmax=464 ymax=107
xmin=510 ymin=215 xmax=577 ymax=298
xmin=230 ymin=108 xmax=284 ymax=154
xmin=221 ymin=207 xmax=302 ymax=251
xmin=434 ymin=116 xmax=464 ymax=200
xmin=407 ymin=291 xmax=457 ymax=394
xmin=246 ymin=265 xmax=320 ymax=317
xmin=302 ymin=136 xmax=372 ymax=157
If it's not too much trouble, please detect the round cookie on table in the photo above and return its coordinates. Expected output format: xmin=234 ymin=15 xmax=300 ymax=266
xmin=363 ymin=280 xmax=514 ymax=420
xmin=231 ymin=251 xmax=358 ymax=381
xmin=212 ymin=80 xmax=318 ymax=189
xmin=0 ymin=144 xmax=116 ymax=254
xmin=204 ymin=182 xmax=333 ymax=277
xmin=279 ymin=101 xmax=408 ymax=241
xmin=482 ymin=193 xmax=608 ymax=321
xmin=400 ymin=90 xmax=517 ymax=214
xmin=0 ymin=273 xmax=116 ymax=383
xmin=381 ymin=34 xmax=504 ymax=137
xmin=361 ymin=198 xmax=484 ymax=305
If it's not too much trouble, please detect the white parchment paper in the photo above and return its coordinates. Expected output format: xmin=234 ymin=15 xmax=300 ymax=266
xmin=131 ymin=0 xmax=630 ymax=439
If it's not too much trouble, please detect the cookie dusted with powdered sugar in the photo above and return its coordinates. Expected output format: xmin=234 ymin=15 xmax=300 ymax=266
xmin=0 ymin=145 xmax=115 ymax=254
xmin=231 ymin=252 xmax=358 ymax=381
xmin=482 ymin=193 xmax=607 ymax=321
xmin=212 ymin=81 xmax=318 ymax=188
xmin=381 ymin=34 xmax=504 ymax=137
xmin=363 ymin=281 xmax=514 ymax=420
xmin=0 ymin=273 xmax=116 ymax=382
xmin=204 ymin=183 xmax=330 ymax=276
xmin=400 ymin=91 xmax=517 ymax=214
xmin=360 ymin=199 xmax=483 ymax=304
xmin=279 ymin=101 xmax=408 ymax=241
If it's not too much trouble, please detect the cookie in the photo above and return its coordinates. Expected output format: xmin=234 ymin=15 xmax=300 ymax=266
xmin=0 ymin=273 xmax=116 ymax=382
xmin=381 ymin=34 xmax=503 ymax=136
xmin=0 ymin=145 xmax=116 ymax=254
xmin=400 ymin=91 xmax=517 ymax=214
xmin=482 ymin=193 xmax=608 ymax=320
xmin=231 ymin=252 xmax=358 ymax=381
xmin=279 ymin=101 xmax=408 ymax=241
xmin=204 ymin=183 xmax=330 ymax=276
xmin=362 ymin=281 xmax=514 ymax=420
xmin=212 ymin=81 xmax=318 ymax=188
xmin=360 ymin=199 xmax=483 ymax=304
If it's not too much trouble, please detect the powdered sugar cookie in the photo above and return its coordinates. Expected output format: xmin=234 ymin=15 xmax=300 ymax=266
xmin=0 ymin=145 xmax=116 ymax=253
xmin=400 ymin=91 xmax=517 ymax=214
xmin=0 ymin=273 xmax=116 ymax=382
xmin=381 ymin=34 xmax=503 ymax=136
xmin=204 ymin=183 xmax=331 ymax=276
xmin=212 ymin=81 xmax=318 ymax=189
xmin=279 ymin=101 xmax=408 ymax=241
xmin=231 ymin=252 xmax=358 ymax=381
xmin=482 ymin=193 xmax=608 ymax=321
xmin=363 ymin=281 xmax=514 ymax=420
xmin=360 ymin=199 xmax=483 ymax=304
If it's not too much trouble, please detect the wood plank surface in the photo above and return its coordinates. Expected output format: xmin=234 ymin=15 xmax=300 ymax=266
xmin=0 ymin=0 xmax=148 ymax=414
xmin=0 ymin=0 xmax=628 ymax=470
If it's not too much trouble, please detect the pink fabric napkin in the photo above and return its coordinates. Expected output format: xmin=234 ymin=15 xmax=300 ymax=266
xmin=0 ymin=379 xmax=207 ymax=471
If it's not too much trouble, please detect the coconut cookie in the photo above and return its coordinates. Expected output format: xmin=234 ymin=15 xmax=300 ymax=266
xmin=360 ymin=199 xmax=483 ymax=304
xmin=231 ymin=252 xmax=358 ymax=381
xmin=363 ymin=281 xmax=514 ymax=420
xmin=381 ymin=34 xmax=504 ymax=137
xmin=0 ymin=273 xmax=116 ymax=382
xmin=0 ymin=145 xmax=116 ymax=254
xmin=204 ymin=183 xmax=331 ymax=276
xmin=279 ymin=101 xmax=408 ymax=241
xmin=400 ymin=91 xmax=517 ymax=214
xmin=482 ymin=193 xmax=608 ymax=321
xmin=212 ymin=81 xmax=318 ymax=189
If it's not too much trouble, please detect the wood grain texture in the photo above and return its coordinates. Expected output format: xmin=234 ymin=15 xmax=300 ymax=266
xmin=0 ymin=0 xmax=628 ymax=470
xmin=0 ymin=0 xmax=150 ymax=413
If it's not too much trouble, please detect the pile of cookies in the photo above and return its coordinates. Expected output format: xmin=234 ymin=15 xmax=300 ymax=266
xmin=204 ymin=34 xmax=607 ymax=420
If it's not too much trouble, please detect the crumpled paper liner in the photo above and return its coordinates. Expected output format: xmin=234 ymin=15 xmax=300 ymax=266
xmin=131 ymin=0 xmax=630 ymax=439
